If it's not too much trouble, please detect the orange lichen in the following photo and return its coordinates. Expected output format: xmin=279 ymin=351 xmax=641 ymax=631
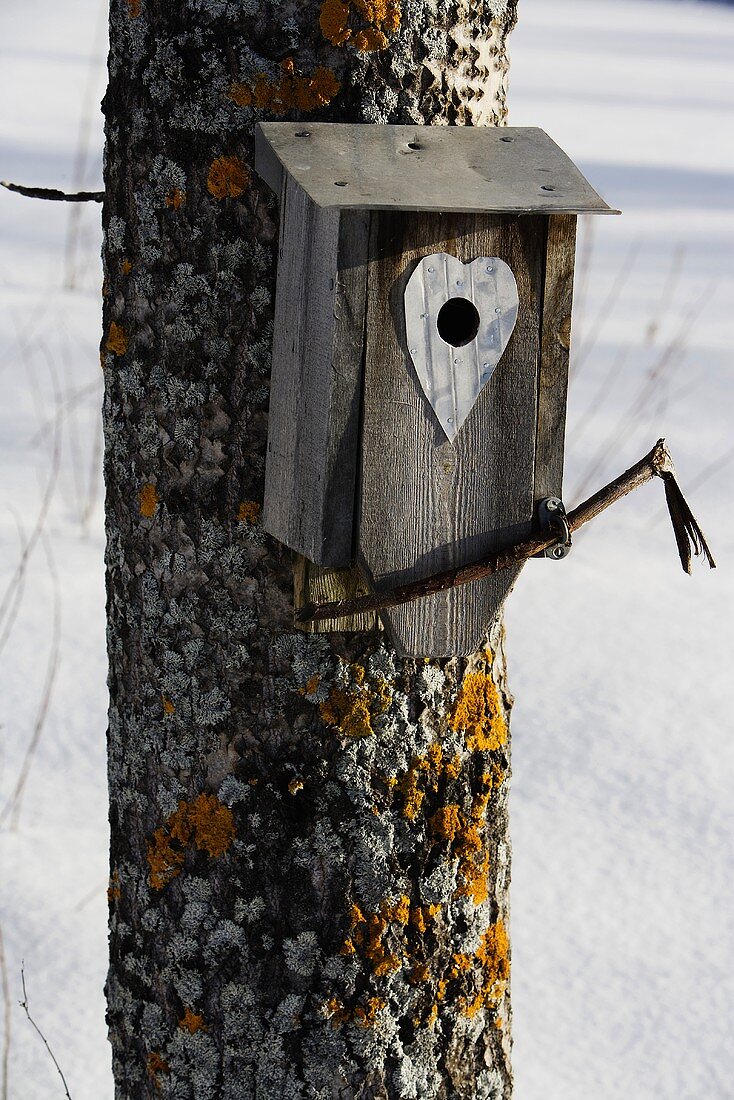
xmin=165 ymin=188 xmax=186 ymax=210
xmin=320 ymin=687 xmax=373 ymax=739
xmin=449 ymin=670 xmax=508 ymax=752
xmin=121 ymin=259 xmax=132 ymax=275
xmin=398 ymin=743 xmax=461 ymax=822
xmin=179 ymin=1009 xmax=206 ymax=1033
xmin=410 ymin=903 xmax=440 ymax=934
xmin=207 ymin=155 xmax=249 ymax=200
xmin=107 ymin=870 xmax=121 ymax=902
xmin=353 ymin=997 xmax=385 ymax=1027
xmin=237 ymin=500 xmax=261 ymax=525
xmin=319 ymin=0 xmax=401 ymax=51
xmin=139 ymin=483 xmax=159 ymax=518
xmin=162 ymin=695 xmax=175 ymax=716
xmin=147 ymin=794 xmax=236 ymax=890
xmin=408 ymin=962 xmax=430 ymax=985
xmin=127 ymin=0 xmax=141 ymax=16
xmin=429 ymin=804 xmax=462 ymax=843
xmin=461 ymin=920 xmax=510 ymax=1018
xmin=146 ymin=1052 xmax=169 ymax=1081
xmin=229 ymin=59 xmax=340 ymax=114
xmin=456 ymin=849 xmax=490 ymax=906
xmin=305 ymin=674 xmax=320 ymax=695
xmin=106 ymin=321 xmax=128 ymax=356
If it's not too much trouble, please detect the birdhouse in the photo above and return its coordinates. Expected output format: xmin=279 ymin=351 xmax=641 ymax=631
xmin=254 ymin=123 xmax=618 ymax=658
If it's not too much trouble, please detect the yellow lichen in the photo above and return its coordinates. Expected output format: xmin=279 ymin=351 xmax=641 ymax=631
xmin=165 ymin=188 xmax=186 ymax=210
xmin=139 ymin=483 xmax=159 ymax=518
xmin=288 ymin=778 xmax=304 ymax=795
xmin=449 ymin=669 xmax=508 ymax=752
xmin=179 ymin=1008 xmax=206 ymax=1033
xmin=162 ymin=695 xmax=175 ymax=716
xmin=147 ymin=794 xmax=236 ymax=890
xmin=121 ymin=259 xmax=132 ymax=275
xmin=207 ymin=155 xmax=249 ymax=200
xmin=319 ymin=0 xmax=401 ymax=51
xmin=106 ymin=321 xmax=128 ymax=356
xmin=229 ymin=59 xmax=340 ymax=114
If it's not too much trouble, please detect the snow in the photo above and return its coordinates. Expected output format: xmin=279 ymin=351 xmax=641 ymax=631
xmin=0 ymin=1 xmax=732 ymax=1097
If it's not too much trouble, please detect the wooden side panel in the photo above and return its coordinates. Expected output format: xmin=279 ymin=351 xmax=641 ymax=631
xmin=358 ymin=212 xmax=545 ymax=658
xmin=262 ymin=178 xmax=369 ymax=566
xmin=534 ymin=214 xmax=577 ymax=506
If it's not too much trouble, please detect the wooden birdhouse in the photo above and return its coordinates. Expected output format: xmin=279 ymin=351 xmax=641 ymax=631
xmin=254 ymin=123 xmax=619 ymax=658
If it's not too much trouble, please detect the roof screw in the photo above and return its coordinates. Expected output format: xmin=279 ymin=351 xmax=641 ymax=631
xmin=295 ymin=130 xmax=311 ymax=138
xmin=495 ymin=307 xmax=501 ymax=314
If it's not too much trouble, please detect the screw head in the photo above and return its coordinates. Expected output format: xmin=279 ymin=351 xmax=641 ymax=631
xmin=495 ymin=307 xmax=501 ymax=314
xmin=553 ymin=546 xmax=564 ymax=559
xmin=428 ymin=266 xmax=435 ymax=273
xmin=457 ymin=279 xmax=464 ymax=286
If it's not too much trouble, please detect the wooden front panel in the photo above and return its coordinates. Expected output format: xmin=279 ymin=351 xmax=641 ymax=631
xmin=357 ymin=212 xmax=546 ymax=657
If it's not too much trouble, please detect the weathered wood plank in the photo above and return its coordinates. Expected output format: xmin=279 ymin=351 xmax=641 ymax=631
xmin=262 ymin=178 xmax=369 ymax=566
xmin=534 ymin=214 xmax=577 ymax=506
xmin=256 ymin=123 xmax=620 ymax=216
xmin=358 ymin=212 xmax=545 ymax=657
xmin=294 ymin=557 xmax=378 ymax=634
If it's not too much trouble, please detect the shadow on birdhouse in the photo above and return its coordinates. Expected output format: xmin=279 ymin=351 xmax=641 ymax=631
xmin=254 ymin=123 xmax=619 ymax=658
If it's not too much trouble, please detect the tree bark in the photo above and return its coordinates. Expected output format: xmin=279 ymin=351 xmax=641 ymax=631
xmin=102 ymin=3 xmax=518 ymax=1097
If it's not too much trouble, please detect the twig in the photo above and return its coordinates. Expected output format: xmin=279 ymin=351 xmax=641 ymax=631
xmin=0 ymin=923 xmax=10 ymax=1100
xmin=0 ymin=534 xmax=62 ymax=830
xmin=19 ymin=964 xmax=72 ymax=1100
xmin=0 ymin=181 xmax=103 ymax=203
xmin=297 ymin=440 xmax=714 ymax=624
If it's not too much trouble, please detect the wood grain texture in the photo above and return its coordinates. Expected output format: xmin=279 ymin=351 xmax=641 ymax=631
xmin=534 ymin=214 xmax=577 ymax=506
xmin=256 ymin=123 xmax=620 ymax=215
xmin=262 ymin=179 xmax=369 ymax=566
xmin=294 ymin=556 xmax=378 ymax=634
xmin=358 ymin=212 xmax=545 ymax=657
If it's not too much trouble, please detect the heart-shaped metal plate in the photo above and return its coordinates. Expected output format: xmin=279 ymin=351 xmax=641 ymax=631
xmin=404 ymin=254 xmax=519 ymax=443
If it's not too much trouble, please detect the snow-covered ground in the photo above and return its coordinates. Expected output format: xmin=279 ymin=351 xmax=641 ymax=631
xmin=0 ymin=1 xmax=732 ymax=1098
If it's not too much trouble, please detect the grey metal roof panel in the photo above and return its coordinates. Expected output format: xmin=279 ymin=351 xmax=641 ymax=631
xmin=255 ymin=123 xmax=620 ymax=215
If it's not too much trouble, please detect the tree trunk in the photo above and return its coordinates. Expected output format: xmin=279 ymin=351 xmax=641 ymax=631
xmin=102 ymin=2 xmax=518 ymax=1097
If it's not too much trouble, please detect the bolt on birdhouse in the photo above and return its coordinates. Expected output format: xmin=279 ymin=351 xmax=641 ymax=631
xmin=255 ymin=123 xmax=619 ymax=658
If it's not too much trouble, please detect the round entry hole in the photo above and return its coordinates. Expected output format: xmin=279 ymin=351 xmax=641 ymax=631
xmin=436 ymin=297 xmax=481 ymax=348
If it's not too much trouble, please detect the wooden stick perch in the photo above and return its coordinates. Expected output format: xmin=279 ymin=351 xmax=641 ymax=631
xmin=1 ymin=180 xmax=104 ymax=202
xmin=297 ymin=438 xmax=715 ymax=624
